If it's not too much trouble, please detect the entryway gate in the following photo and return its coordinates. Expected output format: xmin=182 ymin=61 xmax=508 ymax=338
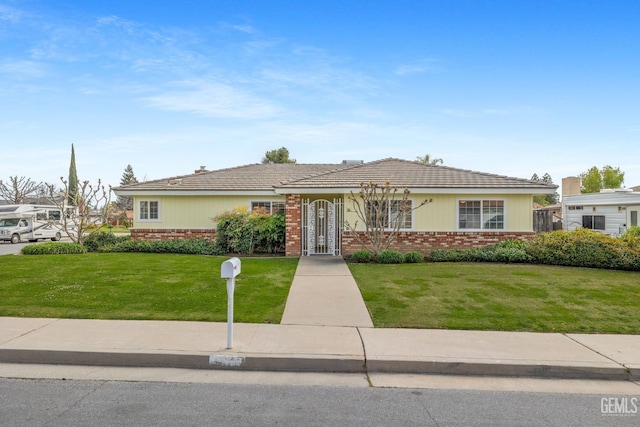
xmin=302 ymin=198 xmax=343 ymax=256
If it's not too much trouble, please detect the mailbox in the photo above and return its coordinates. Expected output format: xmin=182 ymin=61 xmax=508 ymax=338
xmin=221 ymin=257 xmax=241 ymax=278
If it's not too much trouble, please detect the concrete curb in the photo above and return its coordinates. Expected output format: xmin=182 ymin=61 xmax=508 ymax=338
xmin=0 ymin=348 xmax=633 ymax=381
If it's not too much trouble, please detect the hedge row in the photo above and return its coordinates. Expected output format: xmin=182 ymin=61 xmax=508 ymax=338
xmin=96 ymin=237 xmax=219 ymax=255
xmin=431 ymin=228 xmax=640 ymax=271
xmin=22 ymin=242 xmax=87 ymax=255
xmin=349 ymin=250 xmax=424 ymax=264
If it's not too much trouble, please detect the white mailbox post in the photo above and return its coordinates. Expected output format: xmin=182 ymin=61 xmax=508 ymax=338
xmin=221 ymin=257 xmax=241 ymax=349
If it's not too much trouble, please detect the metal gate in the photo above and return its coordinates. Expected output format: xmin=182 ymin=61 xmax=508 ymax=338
xmin=302 ymin=198 xmax=343 ymax=255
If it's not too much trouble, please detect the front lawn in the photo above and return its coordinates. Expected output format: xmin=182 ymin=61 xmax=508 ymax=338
xmin=349 ymin=262 xmax=640 ymax=334
xmin=0 ymin=253 xmax=297 ymax=323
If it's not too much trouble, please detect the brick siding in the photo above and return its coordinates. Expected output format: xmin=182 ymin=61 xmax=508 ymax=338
xmin=285 ymin=194 xmax=302 ymax=256
xmin=341 ymin=230 xmax=535 ymax=256
xmin=131 ymin=228 xmax=216 ymax=241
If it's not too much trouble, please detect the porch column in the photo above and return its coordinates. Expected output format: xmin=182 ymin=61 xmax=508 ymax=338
xmin=285 ymin=194 xmax=302 ymax=257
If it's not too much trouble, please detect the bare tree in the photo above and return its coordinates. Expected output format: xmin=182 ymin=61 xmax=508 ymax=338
xmin=0 ymin=176 xmax=44 ymax=204
xmin=344 ymin=182 xmax=432 ymax=256
xmin=44 ymin=177 xmax=113 ymax=244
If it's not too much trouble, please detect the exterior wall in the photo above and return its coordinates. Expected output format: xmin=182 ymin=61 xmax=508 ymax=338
xmin=131 ymin=228 xmax=216 ymax=241
xmin=343 ymin=193 xmax=534 ymax=232
xmin=285 ymin=194 xmax=302 ymax=257
xmin=564 ymin=205 xmax=628 ymax=235
xmin=629 ymin=206 xmax=640 ymax=227
xmin=341 ymin=231 xmax=535 ymax=256
xmin=129 ymin=192 xmax=537 ymax=256
xmin=133 ymin=195 xmax=286 ymax=229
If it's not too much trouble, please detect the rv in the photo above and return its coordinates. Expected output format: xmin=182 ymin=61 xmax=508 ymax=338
xmin=0 ymin=205 xmax=65 ymax=244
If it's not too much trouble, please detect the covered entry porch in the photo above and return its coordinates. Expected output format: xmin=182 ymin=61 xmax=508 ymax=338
xmin=301 ymin=197 xmax=344 ymax=256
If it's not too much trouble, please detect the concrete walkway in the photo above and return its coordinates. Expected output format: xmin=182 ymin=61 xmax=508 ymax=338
xmin=0 ymin=255 xmax=639 ymax=382
xmin=281 ymin=256 xmax=373 ymax=327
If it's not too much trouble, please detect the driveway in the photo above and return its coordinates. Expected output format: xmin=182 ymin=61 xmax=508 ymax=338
xmin=0 ymin=237 xmax=71 ymax=256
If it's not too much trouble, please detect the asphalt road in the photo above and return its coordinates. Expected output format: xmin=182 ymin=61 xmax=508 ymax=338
xmin=1 ymin=376 xmax=636 ymax=427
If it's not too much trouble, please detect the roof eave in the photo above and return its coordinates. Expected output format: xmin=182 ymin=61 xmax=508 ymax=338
xmin=274 ymin=187 xmax=556 ymax=195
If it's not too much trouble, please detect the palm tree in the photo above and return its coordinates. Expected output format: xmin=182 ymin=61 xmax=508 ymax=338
xmin=415 ymin=154 xmax=443 ymax=165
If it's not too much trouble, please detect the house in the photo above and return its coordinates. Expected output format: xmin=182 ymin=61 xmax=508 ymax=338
xmin=113 ymin=158 xmax=557 ymax=256
xmin=560 ymin=176 xmax=640 ymax=236
xmin=562 ymin=190 xmax=640 ymax=236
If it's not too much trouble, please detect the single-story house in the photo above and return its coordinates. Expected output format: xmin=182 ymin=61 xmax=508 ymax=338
xmin=113 ymin=158 xmax=557 ymax=256
xmin=562 ymin=189 xmax=640 ymax=236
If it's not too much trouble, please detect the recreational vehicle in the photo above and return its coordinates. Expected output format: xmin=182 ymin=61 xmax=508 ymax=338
xmin=0 ymin=205 xmax=65 ymax=244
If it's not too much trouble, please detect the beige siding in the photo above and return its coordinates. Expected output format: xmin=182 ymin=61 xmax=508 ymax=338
xmin=134 ymin=193 xmax=533 ymax=232
xmin=344 ymin=193 xmax=533 ymax=232
xmin=133 ymin=195 xmax=286 ymax=229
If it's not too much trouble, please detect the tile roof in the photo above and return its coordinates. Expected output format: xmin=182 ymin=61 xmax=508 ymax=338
xmin=280 ymin=158 xmax=555 ymax=189
xmin=114 ymin=158 xmax=557 ymax=193
xmin=115 ymin=163 xmax=351 ymax=192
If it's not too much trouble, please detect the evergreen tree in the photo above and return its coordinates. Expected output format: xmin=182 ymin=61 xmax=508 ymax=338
xmin=116 ymin=164 xmax=138 ymax=210
xmin=67 ymin=144 xmax=78 ymax=206
xmin=531 ymin=173 xmax=559 ymax=206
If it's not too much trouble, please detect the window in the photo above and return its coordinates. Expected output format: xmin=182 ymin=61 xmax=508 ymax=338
xmin=568 ymin=206 xmax=584 ymax=210
xmin=139 ymin=200 xmax=160 ymax=221
xmin=631 ymin=211 xmax=638 ymax=227
xmin=367 ymin=200 xmax=413 ymax=229
xmin=251 ymin=201 xmax=285 ymax=215
xmin=458 ymin=200 xmax=504 ymax=230
xmin=582 ymin=215 xmax=605 ymax=230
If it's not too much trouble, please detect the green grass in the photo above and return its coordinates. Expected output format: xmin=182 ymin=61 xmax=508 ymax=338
xmin=349 ymin=262 xmax=640 ymax=334
xmin=0 ymin=253 xmax=297 ymax=323
xmin=86 ymin=225 xmax=130 ymax=233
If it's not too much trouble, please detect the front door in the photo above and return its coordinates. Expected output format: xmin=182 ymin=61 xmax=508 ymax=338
xmin=302 ymin=198 xmax=343 ymax=255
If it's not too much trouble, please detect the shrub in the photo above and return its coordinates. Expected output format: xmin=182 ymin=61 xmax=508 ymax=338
xmin=350 ymin=250 xmax=373 ymax=263
xmin=377 ymin=249 xmax=404 ymax=264
xmin=214 ymin=208 xmax=285 ymax=255
xmin=99 ymin=238 xmax=218 ymax=255
xmin=526 ymin=229 xmax=640 ymax=270
xmin=431 ymin=240 xmax=531 ymax=264
xmin=22 ymin=242 xmax=87 ymax=255
xmin=83 ymin=231 xmax=130 ymax=252
xmin=621 ymin=225 xmax=640 ymax=247
xmin=403 ymin=251 xmax=424 ymax=263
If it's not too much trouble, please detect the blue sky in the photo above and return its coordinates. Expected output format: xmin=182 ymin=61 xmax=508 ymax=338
xmin=1 ymin=0 xmax=639 ymax=192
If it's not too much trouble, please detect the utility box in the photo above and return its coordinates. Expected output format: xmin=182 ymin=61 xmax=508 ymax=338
xmin=221 ymin=257 xmax=241 ymax=278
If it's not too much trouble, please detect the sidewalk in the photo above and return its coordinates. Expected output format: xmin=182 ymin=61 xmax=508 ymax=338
xmin=0 ymin=256 xmax=638 ymax=381
xmin=281 ymin=256 xmax=373 ymax=327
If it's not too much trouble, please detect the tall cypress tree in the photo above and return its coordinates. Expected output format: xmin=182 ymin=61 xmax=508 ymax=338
xmin=116 ymin=164 xmax=138 ymax=210
xmin=68 ymin=144 xmax=78 ymax=206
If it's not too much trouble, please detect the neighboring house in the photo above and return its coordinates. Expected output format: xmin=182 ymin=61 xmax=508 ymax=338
xmin=113 ymin=158 xmax=557 ymax=256
xmin=563 ymin=189 xmax=640 ymax=236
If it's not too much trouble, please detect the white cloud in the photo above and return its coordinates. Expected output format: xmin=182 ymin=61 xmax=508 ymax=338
xmin=441 ymin=106 xmax=543 ymax=118
xmin=0 ymin=4 xmax=22 ymax=22
xmin=394 ymin=60 xmax=441 ymax=76
xmin=143 ymin=79 xmax=281 ymax=119
xmin=0 ymin=59 xmax=45 ymax=78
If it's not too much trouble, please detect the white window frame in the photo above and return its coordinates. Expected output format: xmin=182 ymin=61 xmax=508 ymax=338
xmin=366 ymin=199 xmax=413 ymax=230
xmin=138 ymin=200 xmax=161 ymax=222
xmin=250 ymin=201 xmax=286 ymax=215
xmin=457 ymin=199 xmax=505 ymax=231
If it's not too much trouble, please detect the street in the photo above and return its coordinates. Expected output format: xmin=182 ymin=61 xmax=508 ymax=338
xmin=0 ymin=240 xmax=30 ymax=256
xmin=0 ymin=365 xmax=638 ymax=426
xmin=0 ymin=237 xmax=71 ymax=256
